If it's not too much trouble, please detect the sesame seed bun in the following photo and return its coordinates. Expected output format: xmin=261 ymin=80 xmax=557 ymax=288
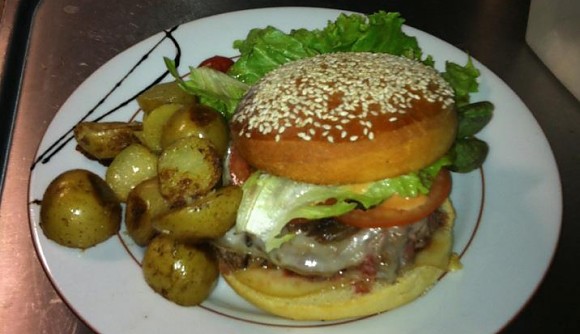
xmin=231 ymin=52 xmax=457 ymax=185
xmin=220 ymin=199 xmax=455 ymax=320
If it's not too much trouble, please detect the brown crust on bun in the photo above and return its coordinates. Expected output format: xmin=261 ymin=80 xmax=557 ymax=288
xmin=219 ymin=200 xmax=455 ymax=320
xmin=231 ymin=52 xmax=457 ymax=185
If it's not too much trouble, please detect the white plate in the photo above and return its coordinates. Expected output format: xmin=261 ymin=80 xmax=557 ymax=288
xmin=28 ymin=7 xmax=562 ymax=334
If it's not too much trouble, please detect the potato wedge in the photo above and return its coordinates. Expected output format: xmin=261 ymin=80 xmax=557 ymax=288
xmin=136 ymin=81 xmax=195 ymax=114
xmin=142 ymin=236 xmax=218 ymax=306
xmin=74 ymin=122 xmax=141 ymax=161
xmin=154 ymin=185 xmax=242 ymax=243
xmin=40 ymin=169 xmax=121 ymax=249
xmin=157 ymin=137 xmax=221 ymax=204
xmin=105 ymin=143 xmax=158 ymax=202
xmin=134 ymin=103 xmax=183 ymax=153
xmin=161 ymin=104 xmax=229 ymax=157
xmin=125 ymin=177 xmax=171 ymax=246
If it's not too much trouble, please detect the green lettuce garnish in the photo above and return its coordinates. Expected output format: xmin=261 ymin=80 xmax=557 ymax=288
xmin=442 ymin=57 xmax=481 ymax=107
xmin=164 ymin=58 xmax=249 ymax=119
xmin=449 ymin=101 xmax=494 ymax=172
xmin=226 ymin=28 xmax=319 ymax=84
xmin=228 ymin=11 xmax=427 ymax=84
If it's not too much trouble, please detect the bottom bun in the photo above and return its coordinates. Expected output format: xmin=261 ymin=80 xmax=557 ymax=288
xmin=220 ymin=200 xmax=456 ymax=320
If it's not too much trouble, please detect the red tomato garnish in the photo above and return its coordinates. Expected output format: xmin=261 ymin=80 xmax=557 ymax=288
xmin=228 ymin=145 xmax=253 ymax=186
xmin=198 ymin=55 xmax=234 ymax=73
xmin=337 ymin=170 xmax=452 ymax=228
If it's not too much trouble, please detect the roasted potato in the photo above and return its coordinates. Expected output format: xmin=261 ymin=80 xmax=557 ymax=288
xmin=154 ymin=185 xmax=242 ymax=243
xmin=125 ymin=177 xmax=171 ymax=246
xmin=74 ymin=122 xmax=142 ymax=161
xmin=161 ymin=104 xmax=229 ymax=157
xmin=142 ymin=235 xmax=218 ymax=306
xmin=136 ymin=81 xmax=196 ymax=114
xmin=157 ymin=137 xmax=221 ymax=204
xmin=40 ymin=169 xmax=121 ymax=249
xmin=105 ymin=143 xmax=158 ymax=202
xmin=134 ymin=104 xmax=183 ymax=153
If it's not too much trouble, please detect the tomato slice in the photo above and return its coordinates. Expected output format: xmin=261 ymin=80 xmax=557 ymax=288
xmin=228 ymin=145 xmax=253 ymax=186
xmin=337 ymin=169 xmax=452 ymax=228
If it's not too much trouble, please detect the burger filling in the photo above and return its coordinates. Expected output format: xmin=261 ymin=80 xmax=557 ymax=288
xmin=225 ymin=155 xmax=451 ymax=253
xmin=215 ymin=150 xmax=452 ymax=291
xmin=215 ymin=208 xmax=447 ymax=290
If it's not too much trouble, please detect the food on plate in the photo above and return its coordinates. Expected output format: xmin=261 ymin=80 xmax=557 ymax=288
xmin=134 ymin=103 xmax=183 ymax=153
xmin=74 ymin=121 xmax=142 ymax=162
xmin=105 ymin=143 xmax=158 ymax=202
xmin=160 ymin=103 xmax=230 ymax=156
xmin=232 ymin=52 xmax=456 ymax=184
xmin=449 ymin=101 xmax=494 ymax=173
xmin=40 ymin=79 xmax=238 ymax=305
xmin=125 ymin=177 xmax=170 ymax=246
xmin=198 ymin=55 xmax=235 ymax=73
xmin=40 ymin=169 xmax=121 ymax=249
xmin=157 ymin=136 xmax=222 ymax=204
xmin=153 ymin=185 xmax=243 ymax=243
xmin=136 ymin=81 xmax=196 ymax=114
xmin=142 ymin=235 xmax=219 ymax=306
xmin=214 ymin=52 xmax=459 ymax=320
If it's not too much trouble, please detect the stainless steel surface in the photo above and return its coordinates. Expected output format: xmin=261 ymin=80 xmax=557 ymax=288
xmin=1 ymin=0 xmax=578 ymax=333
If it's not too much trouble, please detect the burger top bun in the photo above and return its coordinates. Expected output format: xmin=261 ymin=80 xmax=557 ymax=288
xmin=231 ymin=52 xmax=457 ymax=185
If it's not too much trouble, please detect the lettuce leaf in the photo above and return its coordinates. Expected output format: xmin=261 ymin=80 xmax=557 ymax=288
xmin=237 ymin=157 xmax=451 ymax=251
xmin=165 ymin=58 xmax=249 ymax=119
xmin=442 ymin=57 xmax=481 ymax=107
xmin=228 ymin=11 xmax=426 ymax=84
xmin=228 ymin=27 xmax=319 ymax=84
xmin=295 ymin=12 xmax=423 ymax=57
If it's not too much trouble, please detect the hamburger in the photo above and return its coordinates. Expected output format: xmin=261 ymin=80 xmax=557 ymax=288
xmin=215 ymin=51 xmax=458 ymax=320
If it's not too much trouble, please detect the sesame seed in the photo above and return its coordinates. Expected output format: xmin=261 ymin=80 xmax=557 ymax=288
xmin=232 ymin=52 xmax=454 ymax=143
xmin=297 ymin=132 xmax=312 ymax=141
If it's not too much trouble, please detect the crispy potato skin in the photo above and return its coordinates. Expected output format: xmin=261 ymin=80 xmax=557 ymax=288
xmin=136 ymin=81 xmax=196 ymax=114
xmin=161 ymin=104 xmax=230 ymax=157
xmin=153 ymin=185 xmax=242 ymax=243
xmin=142 ymin=236 xmax=218 ymax=306
xmin=74 ymin=122 xmax=142 ymax=162
xmin=135 ymin=104 xmax=183 ymax=153
xmin=157 ymin=137 xmax=221 ymax=204
xmin=125 ymin=177 xmax=171 ymax=246
xmin=49 ymin=81 xmax=235 ymax=308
